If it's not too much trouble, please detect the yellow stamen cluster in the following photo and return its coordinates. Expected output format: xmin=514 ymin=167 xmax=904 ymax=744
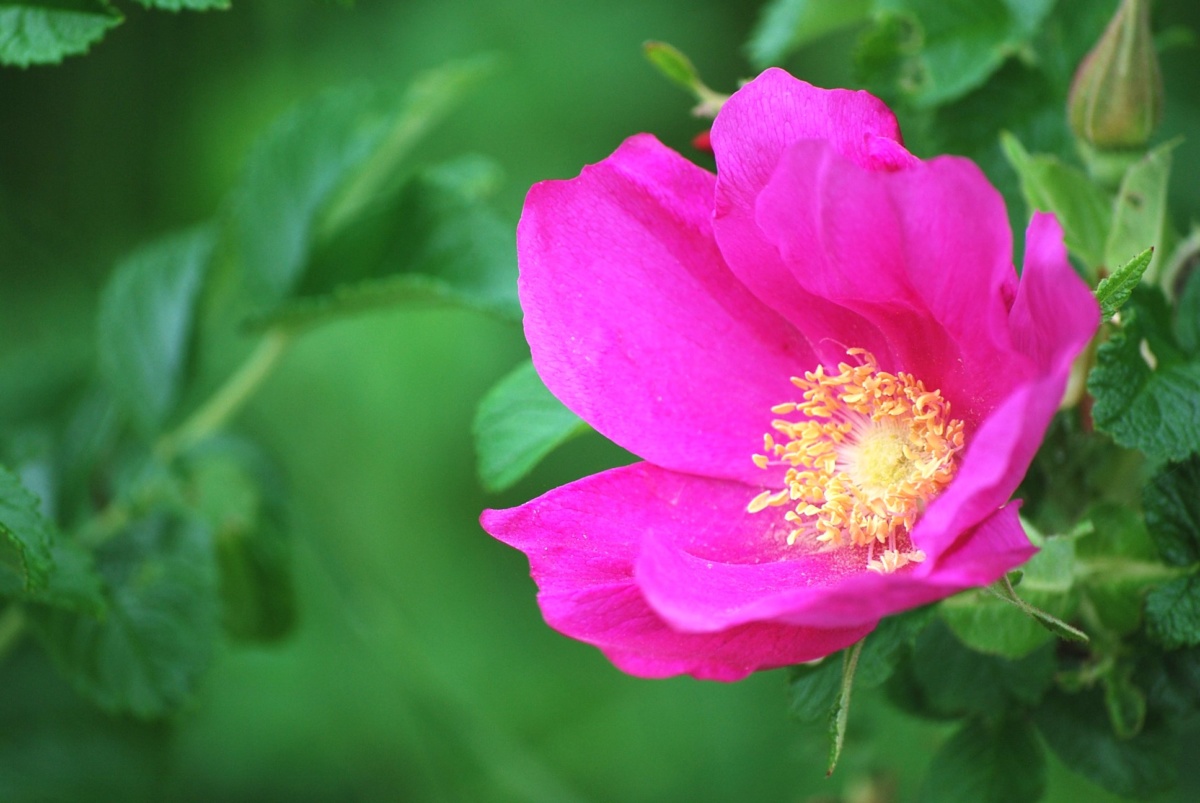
xmin=748 ymin=349 xmax=965 ymax=574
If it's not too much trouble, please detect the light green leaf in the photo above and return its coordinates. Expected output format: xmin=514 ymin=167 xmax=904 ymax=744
xmin=942 ymin=535 xmax=1077 ymax=657
xmin=31 ymin=509 xmax=220 ymax=718
xmin=1089 ymin=287 xmax=1200 ymax=462
xmin=0 ymin=2 xmax=121 ymax=67
xmin=97 ymin=227 xmax=214 ymax=437
xmin=1000 ymin=132 xmax=1111 ymax=273
xmin=1035 ymin=688 xmax=1177 ymax=799
xmin=0 ymin=463 xmax=54 ymax=593
xmin=746 ymin=0 xmax=870 ymax=67
xmin=473 ymin=360 xmax=588 ymax=493
xmin=870 ymin=0 xmax=1056 ymax=107
xmin=132 ymin=0 xmax=228 ymax=9
xmin=224 ymin=57 xmax=496 ymax=309
xmin=250 ymin=155 xmax=518 ymax=332
xmin=920 ymin=716 xmax=1046 ymax=803
xmin=1095 ymin=247 xmax=1154 ymax=320
xmin=1105 ymin=141 xmax=1176 ymax=284
xmin=1145 ymin=576 xmax=1200 ymax=651
xmin=1076 ymin=503 xmax=1160 ymax=635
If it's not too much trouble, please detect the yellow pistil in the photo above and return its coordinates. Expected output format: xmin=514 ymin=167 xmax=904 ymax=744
xmin=749 ymin=349 xmax=965 ymax=574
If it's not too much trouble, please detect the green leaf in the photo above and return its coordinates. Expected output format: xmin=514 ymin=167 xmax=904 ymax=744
xmin=920 ymin=716 xmax=1046 ymax=803
xmin=746 ymin=0 xmax=870 ymax=67
xmin=187 ymin=441 xmax=295 ymax=642
xmin=642 ymin=40 xmax=704 ymax=92
xmin=1143 ymin=455 xmax=1200 ymax=566
xmin=224 ymin=58 xmax=495 ymax=309
xmin=252 ymin=155 xmax=519 ymax=332
xmin=854 ymin=606 xmax=933 ymax=686
xmin=1104 ymin=141 xmax=1176 ymax=284
xmin=30 ymin=509 xmax=220 ymax=718
xmin=942 ymin=534 xmax=1078 ymax=657
xmin=1176 ymin=266 xmax=1200 ymax=353
xmin=0 ymin=464 xmax=54 ymax=594
xmin=826 ymin=640 xmax=862 ymax=776
xmin=786 ymin=654 xmax=842 ymax=722
xmin=1102 ymin=662 xmax=1147 ymax=740
xmin=1077 ymin=503 xmax=1160 ymax=635
xmin=867 ymin=0 xmax=1056 ymax=108
xmin=1035 ymin=688 xmax=1178 ymax=799
xmin=1089 ymin=287 xmax=1200 ymax=462
xmin=909 ymin=620 xmax=1055 ymax=718
xmin=1095 ymin=247 xmax=1154 ymax=321
xmin=1137 ymin=646 xmax=1200 ymax=730
xmin=0 ymin=2 xmax=121 ymax=67
xmin=97 ymin=227 xmax=214 ymax=437
xmin=132 ymin=0 xmax=229 ymax=9
xmin=1145 ymin=576 xmax=1200 ymax=650
xmin=1000 ymin=132 xmax=1112 ymax=272
xmin=473 ymin=360 xmax=588 ymax=493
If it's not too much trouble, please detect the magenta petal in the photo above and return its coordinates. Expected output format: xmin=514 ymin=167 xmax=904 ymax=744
xmin=517 ymin=134 xmax=815 ymax=484
xmin=481 ymin=464 xmax=872 ymax=680
xmin=1009 ymin=213 xmax=1102 ymax=371
xmin=906 ymin=213 xmax=1099 ymax=559
xmin=637 ymin=501 xmax=1034 ymax=632
xmin=752 ymin=142 xmax=1022 ymax=425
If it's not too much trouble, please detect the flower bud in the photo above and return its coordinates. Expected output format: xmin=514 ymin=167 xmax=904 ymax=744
xmin=1068 ymin=0 xmax=1163 ymax=150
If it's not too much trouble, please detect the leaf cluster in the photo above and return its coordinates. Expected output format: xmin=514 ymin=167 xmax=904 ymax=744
xmin=0 ymin=53 xmax=513 ymax=763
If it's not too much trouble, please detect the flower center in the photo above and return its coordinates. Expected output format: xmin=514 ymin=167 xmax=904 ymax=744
xmin=747 ymin=348 xmax=965 ymax=574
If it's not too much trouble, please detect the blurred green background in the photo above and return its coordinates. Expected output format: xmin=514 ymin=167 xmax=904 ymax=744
xmin=1 ymin=1 xmax=1198 ymax=801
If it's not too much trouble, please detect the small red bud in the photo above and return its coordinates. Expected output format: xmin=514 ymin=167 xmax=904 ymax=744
xmin=691 ymin=130 xmax=712 ymax=153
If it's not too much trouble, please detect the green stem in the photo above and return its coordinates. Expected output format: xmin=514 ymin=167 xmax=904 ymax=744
xmin=156 ymin=328 xmax=292 ymax=462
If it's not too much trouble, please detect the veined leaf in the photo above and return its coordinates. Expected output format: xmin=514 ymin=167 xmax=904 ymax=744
xmin=0 ymin=1 xmax=121 ymax=67
xmin=97 ymin=227 xmax=214 ymax=437
xmin=0 ymin=463 xmax=55 ymax=593
xmin=920 ymin=716 xmax=1046 ymax=803
xmin=31 ymin=509 xmax=220 ymax=718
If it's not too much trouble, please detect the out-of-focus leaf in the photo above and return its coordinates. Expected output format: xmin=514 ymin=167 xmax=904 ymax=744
xmin=1089 ymin=287 xmax=1200 ymax=462
xmin=1145 ymin=576 xmax=1200 ymax=650
xmin=131 ymin=0 xmax=228 ymax=9
xmin=1000 ymin=132 xmax=1111 ymax=273
xmin=473 ymin=360 xmax=588 ymax=493
xmin=1077 ymin=503 xmax=1160 ymax=635
xmin=909 ymin=620 xmax=1055 ymax=718
xmin=97 ymin=227 xmax=214 ymax=437
xmin=920 ymin=716 xmax=1046 ymax=803
xmin=1144 ymin=455 xmax=1200 ymax=567
xmin=30 ymin=509 xmax=220 ymax=718
xmin=251 ymin=155 xmax=518 ymax=332
xmin=746 ymin=0 xmax=870 ymax=67
xmin=187 ymin=440 xmax=294 ymax=642
xmin=1105 ymin=141 xmax=1176 ymax=284
xmin=1102 ymin=662 xmax=1147 ymax=740
xmin=1138 ymin=646 xmax=1200 ymax=730
xmin=0 ymin=1 xmax=121 ymax=67
xmin=223 ymin=57 xmax=495 ymax=309
xmin=1035 ymin=687 xmax=1178 ymax=799
xmin=866 ymin=0 xmax=1056 ymax=108
xmin=0 ymin=647 xmax=169 ymax=803
xmin=0 ymin=463 xmax=54 ymax=594
xmin=854 ymin=606 xmax=933 ymax=686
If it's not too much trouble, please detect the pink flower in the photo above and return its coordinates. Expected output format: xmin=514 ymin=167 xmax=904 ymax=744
xmin=481 ymin=69 xmax=1099 ymax=681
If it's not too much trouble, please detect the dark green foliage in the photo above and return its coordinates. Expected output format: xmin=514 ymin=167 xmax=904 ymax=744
xmin=920 ymin=716 xmax=1046 ymax=803
xmin=0 ymin=463 xmax=55 ymax=593
xmin=1035 ymin=688 xmax=1178 ymax=799
xmin=1144 ymin=455 xmax=1200 ymax=566
xmin=30 ymin=509 xmax=220 ymax=718
xmin=1090 ymin=286 xmax=1200 ymax=462
xmin=1145 ymin=576 xmax=1200 ymax=650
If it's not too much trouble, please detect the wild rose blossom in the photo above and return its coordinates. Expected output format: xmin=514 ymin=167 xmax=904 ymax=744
xmin=482 ymin=69 xmax=1099 ymax=681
